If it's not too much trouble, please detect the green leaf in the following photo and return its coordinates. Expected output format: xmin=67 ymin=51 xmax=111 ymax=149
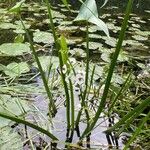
xmin=9 ymin=0 xmax=25 ymax=13
xmin=74 ymin=0 xmax=109 ymax=37
xmin=33 ymin=30 xmax=54 ymax=44
xmin=0 ymin=23 xmax=16 ymax=29
xmin=0 ymin=43 xmax=30 ymax=56
xmin=4 ymin=62 xmax=30 ymax=78
xmin=59 ymin=35 xmax=68 ymax=65
xmin=14 ymin=34 xmax=24 ymax=43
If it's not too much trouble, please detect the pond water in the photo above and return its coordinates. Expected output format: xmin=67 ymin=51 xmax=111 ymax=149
xmin=0 ymin=0 xmax=150 ymax=149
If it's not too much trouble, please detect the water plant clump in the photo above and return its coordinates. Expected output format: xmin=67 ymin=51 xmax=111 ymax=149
xmin=0 ymin=0 xmax=150 ymax=149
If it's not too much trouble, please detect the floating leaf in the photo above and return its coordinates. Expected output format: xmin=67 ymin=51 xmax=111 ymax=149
xmin=132 ymin=35 xmax=148 ymax=41
xmin=105 ymin=37 xmax=117 ymax=47
xmin=33 ymin=56 xmax=59 ymax=72
xmin=0 ymin=126 xmax=23 ymax=149
xmin=0 ymin=43 xmax=30 ymax=56
xmin=4 ymin=62 xmax=30 ymax=78
xmin=74 ymin=0 xmax=109 ymax=37
xmin=70 ymin=48 xmax=86 ymax=58
xmin=0 ymin=23 xmax=16 ymax=29
xmin=33 ymin=30 xmax=54 ymax=44
xmin=118 ymin=51 xmax=129 ymax=62
xmin=101 ymin=51 xmax=110 ymax=62
xmin=0 ymin=95 xmax=29 ymax=115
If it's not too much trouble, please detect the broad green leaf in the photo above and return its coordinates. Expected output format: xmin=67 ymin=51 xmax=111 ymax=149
xmin=0 ymin=43 xmax=30 ymax=56
xmin=9 ymin=0 xmax=25 ymax=13
xmin=74 ymin=0 xmax=109 ymax=37
xmin=4 ymin=62 xmax=30 ymax=78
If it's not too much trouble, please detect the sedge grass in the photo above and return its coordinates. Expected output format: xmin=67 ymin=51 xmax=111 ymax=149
xmin=123 ymin=111 xmax=150 ymax=150
xmin=20 ymin=18 xmax=57 ymax=116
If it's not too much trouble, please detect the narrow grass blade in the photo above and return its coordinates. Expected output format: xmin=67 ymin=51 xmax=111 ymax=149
xmin=105 ymin=96 xmax=150 ymax=133
xmin=69 ymin=79 xmax=75 ymax=131
xmin=58 ymin=51 xmax=70 ymax=130
xmin=123 ymin=111 xmax=150 ymax=150
xmin=0 ymin=112 xmax=58 ymax=141
xmin=108 ymin=72 xmax=132 ymax=113
xmin=61 ymin=0 xmax=71 ymax=12
xmin=44 ymin=0 xmax=59 ymax=50
xmin=83 ymin=24 xmax=90 ymax=100
xmin=20 ymin=18 xmax=56 ymax=116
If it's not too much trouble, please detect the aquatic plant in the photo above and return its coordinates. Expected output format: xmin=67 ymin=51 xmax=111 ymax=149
xmin=0 ymin=0 xmax=149 ymax=149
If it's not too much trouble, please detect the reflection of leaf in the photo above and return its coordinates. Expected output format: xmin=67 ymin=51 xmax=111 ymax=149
xmin=74 ymin=0 xmax=109 ymax=37
xmin=4 ymin=62 xmax=30 ymax=78
xmin=0 ymin=43 xmax=30 ymax=56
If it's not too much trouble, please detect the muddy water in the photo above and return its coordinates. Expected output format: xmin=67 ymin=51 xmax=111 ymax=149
xmin=26 ymin=77 xmax=123 ymax=149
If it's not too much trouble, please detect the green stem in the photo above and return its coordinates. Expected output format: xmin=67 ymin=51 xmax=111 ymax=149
xmin=20 ymin=17 xmax=56 ymax=116
xmin=75 ymin=23 xmax=90 ymax=130
xmin=69 ymin=79 xmax=75 ymax=131
xmin=83 ymin=23 xmax=90 ymax=100
xmin=58 ymin=52 xmax=70 ymax=130
xmin=45 ymin=0 xmax=59 ymax=49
